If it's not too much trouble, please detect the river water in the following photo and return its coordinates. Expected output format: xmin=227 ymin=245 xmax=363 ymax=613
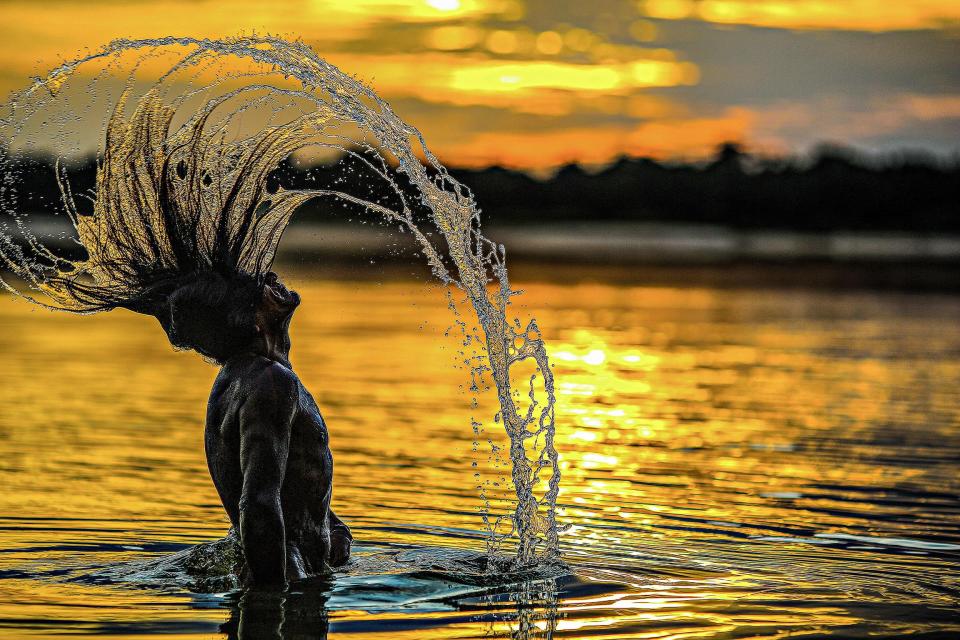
xmin=0 ymin=269 xmax=958 ymax=638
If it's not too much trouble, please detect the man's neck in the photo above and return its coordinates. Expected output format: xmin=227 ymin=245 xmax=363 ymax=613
xmin=230 ymin=333 xmax=291 ymax=369
xmin=260 ymin=331 xmax=292 ymax=368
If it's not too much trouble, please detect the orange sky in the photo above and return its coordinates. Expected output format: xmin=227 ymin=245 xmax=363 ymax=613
xmin=0 ymin=0 xmax=958 ymax=171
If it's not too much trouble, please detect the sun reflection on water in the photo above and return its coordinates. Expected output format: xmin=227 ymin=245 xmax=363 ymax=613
xmin=0 ymin=275 xmax=958 ymax=637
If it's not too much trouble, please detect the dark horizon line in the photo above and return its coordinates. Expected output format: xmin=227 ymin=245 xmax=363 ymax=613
xmin=5 ymin=140 xmax=960 ymax=176
xmin=461 ymin=141 xmax=960 ymax=178
xmin=5 ymin=140 xmax=959 ymax=234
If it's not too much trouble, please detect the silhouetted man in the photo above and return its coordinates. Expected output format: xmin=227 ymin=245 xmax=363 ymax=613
xmin=199 ymin=271 xmax=351 ymax=585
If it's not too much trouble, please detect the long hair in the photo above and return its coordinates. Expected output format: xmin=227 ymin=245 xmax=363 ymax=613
xmin=2 ymin=85 xmax=318 ymax=360
xmin=1 ymin=36 xmax=455 ymax=360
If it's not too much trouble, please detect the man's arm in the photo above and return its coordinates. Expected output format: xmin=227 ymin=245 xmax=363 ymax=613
xmin=328 ymin=509 xmax=352 ymax=567
xmin=238 ymin=361 xmax=298 ymax=586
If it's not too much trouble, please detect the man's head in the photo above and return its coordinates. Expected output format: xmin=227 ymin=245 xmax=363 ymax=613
xmin=256 ymin=271 xmax=300 ymax=335
xmin=161 ymin=270 xmax=299 ymax=365
xmin=252 ymin=272 xmax=300 ymax=366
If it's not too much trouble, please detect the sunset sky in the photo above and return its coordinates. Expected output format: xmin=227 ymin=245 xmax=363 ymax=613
xmin=0 ymin=0 xmax=957 ymax=171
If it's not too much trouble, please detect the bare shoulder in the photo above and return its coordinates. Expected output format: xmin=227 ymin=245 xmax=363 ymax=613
xmin=247 ymin=357 xmax=298 ymax=387
xmin=234 ymin=357 xmax=301 ymax=409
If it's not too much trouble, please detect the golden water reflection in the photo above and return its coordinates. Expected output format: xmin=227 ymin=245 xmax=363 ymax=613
xmin=0 ymin=273 xmax=958 ymax=638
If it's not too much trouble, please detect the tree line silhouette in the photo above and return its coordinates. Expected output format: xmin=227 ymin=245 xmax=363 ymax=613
xmin=448 ymin=143 xmax=959 ymax=232
xmin=4 ymin=143 xmax=958 ymax=233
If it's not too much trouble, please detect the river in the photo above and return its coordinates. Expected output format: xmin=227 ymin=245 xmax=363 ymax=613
xmin=0 ymin=268 xmax=957 ymax=638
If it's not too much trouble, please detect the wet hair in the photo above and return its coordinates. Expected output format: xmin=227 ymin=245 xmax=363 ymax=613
xmin=1 ymin=85 xmax=313 ymax=361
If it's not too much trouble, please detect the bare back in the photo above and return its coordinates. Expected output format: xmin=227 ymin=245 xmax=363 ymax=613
xmin=205 ymin=354 xmax=350 ymax=584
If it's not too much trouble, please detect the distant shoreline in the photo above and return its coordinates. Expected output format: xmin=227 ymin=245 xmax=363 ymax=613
xmin=277 ymin=222 xmax=960 ymax=262
xmin=15 ymin=218 xmax=960 ymax=262
xmin=279 ymin=223 xmax=960 ymax=290
xmin=9 ymin=219 xmax=960 ymax=290
xmin=485 ymin=223 xmax=960 ymax=264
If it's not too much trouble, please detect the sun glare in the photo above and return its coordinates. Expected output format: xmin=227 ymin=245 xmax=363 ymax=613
xmin=426 ymin=0 xmax=461 ymax=11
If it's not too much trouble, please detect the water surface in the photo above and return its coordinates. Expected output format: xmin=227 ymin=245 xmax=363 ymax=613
xmin=0 ymin=270 xmax=958 ymax=638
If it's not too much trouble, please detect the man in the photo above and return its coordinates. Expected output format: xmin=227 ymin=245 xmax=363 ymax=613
xmin=181 ymin=270 xmax=352 ymax=585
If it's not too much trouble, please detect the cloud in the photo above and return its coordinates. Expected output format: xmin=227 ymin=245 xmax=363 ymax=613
xmin=0 ymin=0 xmax=957 ymax=170
xmin=749 ymin=93 xmax=960 ymax=151
xmin=429 ymin=93 xmax=960 ymax=169
xmin=643 ymin=0 xmax=960 ymax=32
xmin=433 ymin=107 xmax=755 ymax=168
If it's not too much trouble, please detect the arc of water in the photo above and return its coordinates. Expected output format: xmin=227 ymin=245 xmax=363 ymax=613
xmin=0 ymin=35 xmax=562 ymax=566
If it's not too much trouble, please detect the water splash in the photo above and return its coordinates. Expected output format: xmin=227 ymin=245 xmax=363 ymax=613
xmin=0 ymin=36 xmax=560 ymax=566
